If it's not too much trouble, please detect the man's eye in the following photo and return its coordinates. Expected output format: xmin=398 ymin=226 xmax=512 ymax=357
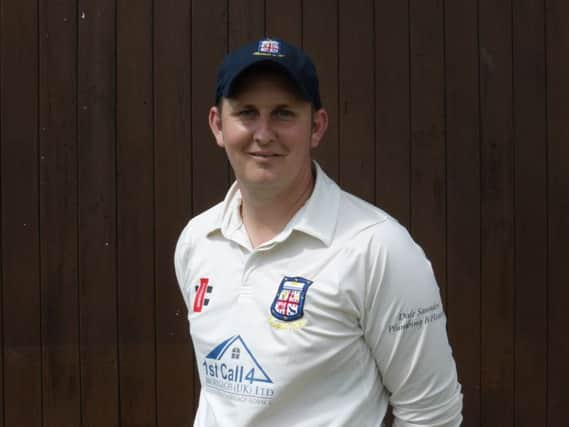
xmin=275 ymin=109 xmax=294 ymax=119
xmin=238 ymin=109 xmax=256 ymax=117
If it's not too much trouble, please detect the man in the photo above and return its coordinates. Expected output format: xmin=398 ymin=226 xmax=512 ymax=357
xmin=175 ymin=37 xmax=462 ymax=426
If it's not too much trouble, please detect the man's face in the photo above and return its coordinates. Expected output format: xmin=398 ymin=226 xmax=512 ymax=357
xmin=209 ymin=72 xmax=328 ymax=195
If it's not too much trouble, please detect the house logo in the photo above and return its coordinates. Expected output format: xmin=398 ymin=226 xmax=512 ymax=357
xmin=202 ymin=335 xmax=275 ymax=405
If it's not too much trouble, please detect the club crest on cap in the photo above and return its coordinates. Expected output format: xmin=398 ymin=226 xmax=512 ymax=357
xmin=254 ymin=39 xmax=284 ymax=57
xmin=270 ymin=276 xmax=313 ymax=321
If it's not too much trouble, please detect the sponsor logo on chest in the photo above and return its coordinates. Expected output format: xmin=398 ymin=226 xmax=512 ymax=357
xmin=202 ymin=335 xmax=274 ymax=405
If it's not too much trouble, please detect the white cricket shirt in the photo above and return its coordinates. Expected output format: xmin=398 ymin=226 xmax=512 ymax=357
xmin=175 ymin=163 xmax=463 ymax=427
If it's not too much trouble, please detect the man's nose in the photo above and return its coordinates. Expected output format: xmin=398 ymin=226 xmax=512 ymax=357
xmin=253 ymin=115 xmax=276 ymax=145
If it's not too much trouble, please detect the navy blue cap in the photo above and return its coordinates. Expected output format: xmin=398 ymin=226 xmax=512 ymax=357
xmin=215 ymin=38 xmax=322 ymax=109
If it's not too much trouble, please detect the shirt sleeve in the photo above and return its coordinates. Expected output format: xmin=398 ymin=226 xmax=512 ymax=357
xmin=361 ymin=222 xmax=463 ymax=427
xmin=174 ymin=223 xmax=194 ymax=311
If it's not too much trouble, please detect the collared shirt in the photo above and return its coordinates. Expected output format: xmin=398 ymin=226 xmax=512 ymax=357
xmin=175 ymin=163 xmax=463 ymax=427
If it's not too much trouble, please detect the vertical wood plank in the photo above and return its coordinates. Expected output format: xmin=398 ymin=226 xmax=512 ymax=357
xmin=375 ymin=0 xmax=411 ymax=227
xmin=154 ymin=0 xmax=195 ymax=424
xmin=190 ymin=0 xmax=228 ymax=406
xmin=546 ymin=0 xmax=569 ymax=425
xmin=512 ymin=0 xmax=548 ymax=425
xmin=409 ymin=0 xmax=446 ymax=293
xmin=338 ymin=0 xmax=374 ymax=202
xmin=444 ymin=0 xmax=481 ymax=425
xmin=303 ymin=0 xmax=339 ymax=180
xmin=0 ymin=0 xmax=3 ymax=408
xmin=191 ymin=0 xmax=229 ymax=216
xmin=0 ymin=134 xmax=2 ymax=427
xmin=228 ymin=0 xmax=264 ymax=48
xmin=479 ymin=0 xmax=515 ymax=425
xmin=116 ymin=0 xmax=156 ymax=425
xmin=0 ymin=0 xmax=42 ymax=425
xmin=39 ymin=0 xmax=80 ymax=425
xmin=265 ymin=0 xmax=301 ymax=45
xmin=77 ymin=0 xmax=120 ymax=425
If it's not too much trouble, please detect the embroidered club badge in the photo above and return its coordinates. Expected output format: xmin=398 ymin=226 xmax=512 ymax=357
xmin=270 ymin=276 xmax=313 ymax=321
xmin=257 ymin=39 xmax=280 ymax=54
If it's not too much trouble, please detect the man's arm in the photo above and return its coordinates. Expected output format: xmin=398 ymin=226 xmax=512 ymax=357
xmin=362 ymin=223 xmax=463 ymax=427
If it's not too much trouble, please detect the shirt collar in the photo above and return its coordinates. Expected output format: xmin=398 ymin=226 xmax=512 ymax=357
xmin=206 ymin=162 xmax=341 ymax=247
xmin=286 ymin=162 xmax=340 ymax=246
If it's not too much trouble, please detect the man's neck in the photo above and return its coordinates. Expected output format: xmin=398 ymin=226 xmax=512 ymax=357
xmin=239 ymin=167 xmax=315 ymax=249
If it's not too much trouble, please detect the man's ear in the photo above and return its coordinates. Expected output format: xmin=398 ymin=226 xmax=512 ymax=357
xmin=208 ymin=106 xmax=225 ymax=148
xmin=310 ymin=108 xmax=329 ymax=149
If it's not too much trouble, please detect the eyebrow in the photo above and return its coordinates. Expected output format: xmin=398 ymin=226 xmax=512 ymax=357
xmin=232 ymin=102 xmax=296 ymax=110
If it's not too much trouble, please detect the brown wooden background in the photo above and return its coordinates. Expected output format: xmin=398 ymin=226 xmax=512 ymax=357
xmin=1 ymin=0 xmax=567 ymax=426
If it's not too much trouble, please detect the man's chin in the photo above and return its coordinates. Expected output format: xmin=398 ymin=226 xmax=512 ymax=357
xmin=237 ymin=172 xmax=284 ymax=190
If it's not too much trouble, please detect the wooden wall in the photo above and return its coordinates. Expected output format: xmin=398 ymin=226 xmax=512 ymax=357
xmin=0 ymin=0 xmax=567 ymax=426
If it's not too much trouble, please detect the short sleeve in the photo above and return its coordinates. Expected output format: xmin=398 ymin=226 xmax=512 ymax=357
xmin=361 ymin=222 xmax=463 ymax=427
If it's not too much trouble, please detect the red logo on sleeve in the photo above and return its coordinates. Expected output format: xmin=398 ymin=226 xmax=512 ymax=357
xmin=193 ymin=278 xmax=210 ymax=312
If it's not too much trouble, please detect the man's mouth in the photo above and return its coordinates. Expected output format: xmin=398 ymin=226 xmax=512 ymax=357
xmin=249 ymin=152 xmax=281 ymax=158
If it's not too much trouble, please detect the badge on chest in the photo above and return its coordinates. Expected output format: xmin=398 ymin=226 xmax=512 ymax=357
xmin=270 ymin=276 xmax=313 ymax=321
